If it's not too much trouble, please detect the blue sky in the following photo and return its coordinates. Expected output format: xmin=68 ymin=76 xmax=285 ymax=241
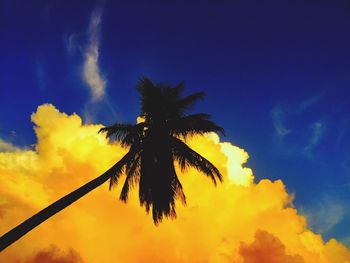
xmin=1 ymin=0 xmax=350 ymax=245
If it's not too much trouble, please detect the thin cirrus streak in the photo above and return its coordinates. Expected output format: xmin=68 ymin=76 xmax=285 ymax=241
xmin=271 ymin=107 xmax=292 ymax=138
xmin=79 ymin=8 xmax=119 ymax=124
xmin=82 ymin=8 xmax=106 ymax=102
xmin=0 ymin=104 xmax=349 ymax=262
xmin=304 ymin=121 xmax=325 ymax=153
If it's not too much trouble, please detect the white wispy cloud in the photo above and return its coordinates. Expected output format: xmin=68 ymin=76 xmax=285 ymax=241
xmin=297 ymin=95 xmax=321 ymax=113
xmin=82 ymin=8 xmax=106 ymax=102
xmin=304 ymin=121 xmax=325 ymax=153
xmin=64 ymin=7 xmax=118 ymax=123
xmin=271 ymin=108 xmax=292 ymax=138
xmin=65 ymin=33 xmax=80 ymax=55
xmin=303 ymin=195 xmax=345 ymax=234
xmin=342 ymin=155 xmax=350 ymax=176
xmin=271 ymin=95 xmax=328 ymax=158
xmin=35 ymin=61 xmax=46 ymax=91
xmin=336 ymin=119 xmax=348 ymax=145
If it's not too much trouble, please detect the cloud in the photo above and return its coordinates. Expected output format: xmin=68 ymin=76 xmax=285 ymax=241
xmin=65 ymin=33 xmax=80 ymax=55
xmin=303 ymin=195 xmax=345 ymax=234
xmin=271 ymin=95 xmax=321 ymax=139
xmin=64 ymin=7 xmax=118 ymax=123
xmin=297 ymin=95 xmax=321 ymax=113
xmin=19 ymin=245 xmax=84 ymax=263
xmin=82 ymin=8 xmax=106 ymax=102
xmin=336 ymin=119 xmax=348 ymax=145
xmin=0 ymin=104 xmax=350 ymax=262
xmin=271 ymin=108 xmax=292 ymax=138
xmin=35 ymin=61 xmax=46 ymax=91
xmin=271 ymin=96 xmax=327 ymax=158
xmin=239 ymin=230 xmax=305 ymax=263
xmin=0 ymin=139 xmax=18 ymax=152
xmin=0 ymin=203 xmax=9 ymax=219
xmin=304 ymin=121 xmax=325 ymax=154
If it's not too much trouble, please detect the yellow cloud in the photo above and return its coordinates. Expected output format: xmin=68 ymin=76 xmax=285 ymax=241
xmin=0 ymin=139 xmax=18 ymax=152
xmin=0 ymin=104 xmax=349 ymax=263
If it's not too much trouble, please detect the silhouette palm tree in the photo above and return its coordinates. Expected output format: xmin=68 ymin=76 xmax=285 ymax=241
xmin=0 ymin=77 xmax=224 ymax=251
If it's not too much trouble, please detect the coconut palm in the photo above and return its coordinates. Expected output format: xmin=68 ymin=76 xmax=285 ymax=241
xmin=0 ymin=77 xmax=224 ymax=251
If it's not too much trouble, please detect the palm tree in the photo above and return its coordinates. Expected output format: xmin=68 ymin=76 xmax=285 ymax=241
xmin=0 ymin=77 xmax=224 ymax=251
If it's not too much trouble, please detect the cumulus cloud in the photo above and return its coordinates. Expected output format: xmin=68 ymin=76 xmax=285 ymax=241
xmin=0 ymin=104 xmax=349 ymax=262
xmin=82 ymin=9 xmax=106 ymax=102
xmin=0 ymin=139 xmax=18 ymax=152
xmin=20 ymin=245 xmax=84 ymax=263
xmin=239 ymin=230 xmax=304 ymax=263
xmin=0 ymin=203 xmax=9 ymax=219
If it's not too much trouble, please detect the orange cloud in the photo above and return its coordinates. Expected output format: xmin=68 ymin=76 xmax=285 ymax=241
xmin=239 ymin=230 xmax=304 ymax=263
xmin=0 ymin=104 xmax=349 ymax=263
xmin=19 ymin=245 xmax=83 ymax=263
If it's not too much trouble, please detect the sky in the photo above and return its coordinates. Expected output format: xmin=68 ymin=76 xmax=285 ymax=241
xmin=1 ymin=0 xmax=350 ymax=262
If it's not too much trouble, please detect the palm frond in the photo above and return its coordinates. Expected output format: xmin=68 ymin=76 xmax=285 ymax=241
xmin=108 ymin=145 xmax=141 ymax=189
xmin=138 ymin=140 xmax=156 ymax=213
xmin=168 ymin=113 xmax=225 ymax=137
xmin=136 ymin=134 xmax=185 ymax=224
xmin=99 ymin=123 xmax=144 ymax=147
xmin=136 ymin=77 xmax=155 ymax=96
xmin=176 ymin=91 xmax=205 ymax=114
xmin=120 ymin=154 xmax=141 ymax=202
xmin=137 ymin=77 xmax=160 ymax=121
xmin=169 ymin=81 xmax=185 ymax=98
xmin=171 ymin=137 xmax=223 ymax=184
xmin=106 ymin=156 xmax=126 ymax=190
xmin=98 ymin=123 xmax=135 ymax=141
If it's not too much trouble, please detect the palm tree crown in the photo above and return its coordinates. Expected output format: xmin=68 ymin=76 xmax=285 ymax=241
xmin=99 ymin=77 xmax=224 ymax=223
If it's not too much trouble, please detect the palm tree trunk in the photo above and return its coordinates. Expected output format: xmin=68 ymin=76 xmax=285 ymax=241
xmin=0 ymin=157 xmax=127 ymax=252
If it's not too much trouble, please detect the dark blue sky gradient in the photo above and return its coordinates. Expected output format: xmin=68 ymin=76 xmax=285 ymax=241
xmin=1 ymin=0 xmax=350 ymax=244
